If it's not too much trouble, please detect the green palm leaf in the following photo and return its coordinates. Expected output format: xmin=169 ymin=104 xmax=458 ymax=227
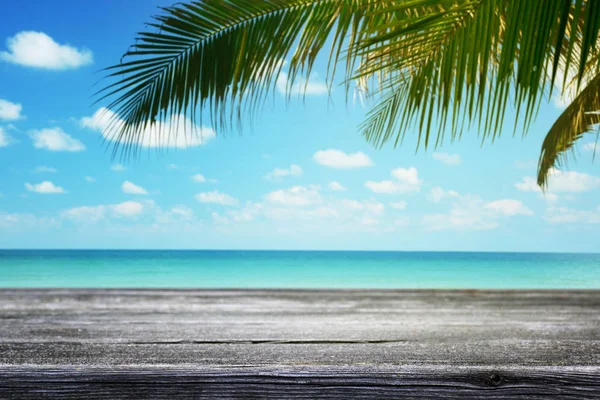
xmin=101 ymin=0 xmax=600 ymax=189
xmin=99 ymin=0 xmax=375 ymax=158
xmin=537 ymin=74 xmax=600 ymax=188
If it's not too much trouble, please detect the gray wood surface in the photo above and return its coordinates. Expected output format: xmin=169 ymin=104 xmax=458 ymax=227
xmin=1 ymin=289 xmax=600 ymax=398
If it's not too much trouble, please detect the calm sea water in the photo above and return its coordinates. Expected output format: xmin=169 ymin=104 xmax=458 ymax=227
xmin=1 ymin=250 xmax=599 ymax=288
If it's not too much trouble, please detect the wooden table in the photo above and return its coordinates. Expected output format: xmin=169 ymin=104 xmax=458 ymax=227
xmin=1 ymin=289 xmax=599 ymax=398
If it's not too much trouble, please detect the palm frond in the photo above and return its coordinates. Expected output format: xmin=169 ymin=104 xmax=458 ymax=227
xmin=360 ymin=0 xmax=600 ymax=151
xmin=100 ymin=0 xmax=378 ymax=157
xmin=101 ymin=0 xmax=600 ymax=180
xmin=537 ymin=74 xmax=600 ymax=188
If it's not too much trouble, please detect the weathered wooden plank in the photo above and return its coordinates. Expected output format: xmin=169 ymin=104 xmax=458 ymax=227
xmin=1 ymin=366 xmax=599 ymax=399
xmin=1 ymin=290 xmax=600 ymax=398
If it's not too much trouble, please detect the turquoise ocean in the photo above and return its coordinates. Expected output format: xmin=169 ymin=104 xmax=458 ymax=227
xmin=1 ymin=250 xmax=599 ymax=288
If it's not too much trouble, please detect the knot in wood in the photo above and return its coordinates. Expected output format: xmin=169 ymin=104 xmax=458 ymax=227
xmin=487 ymin=372 xmax=504 ymax=387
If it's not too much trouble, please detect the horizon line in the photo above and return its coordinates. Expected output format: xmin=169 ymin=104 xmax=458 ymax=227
xmin=1 ymin=248 xmax=599 ymax=255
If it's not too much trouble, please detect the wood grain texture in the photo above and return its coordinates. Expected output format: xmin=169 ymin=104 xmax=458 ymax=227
xmin=1 ymin=289 xmax=600 ymax=398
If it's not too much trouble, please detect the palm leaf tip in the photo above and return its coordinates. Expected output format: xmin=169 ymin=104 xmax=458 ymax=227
xmin=537 ymin=74 xmax=600 ymax=189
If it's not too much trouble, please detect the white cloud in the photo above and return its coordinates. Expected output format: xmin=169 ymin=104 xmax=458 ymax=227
xmin=166 ymin=164 xmax=178 ymax=169
xmin=111 ymin=163 xmax=126 ymax=172
xmin=340 ymin=198 xmax=385 ymax=215
xmin=192 ymin=173 xmax=206 ymax=182
xmin=265 ymin=164 xmax=303 ymax=181
xmin=265 ymin=185 xmax=322 ymax=206
xmin=25 ymin=181 xmax=64 ymax=194
xmin=61 ymin=205 xmax=107 ymax=223
xmin=313 ymin=149 xmax=373 ymax=169
xmin=217 ymin=192 xmax=390 ymax=231
xmin=170 ymin=206 xmax=194 ymax=218
xmin=545 ymin=205 xmax=600 ymax=225
xmin=0 ymin=212 xmax=58 ymax=230
xmin=423 ymin=190 xmax=533 ymax=231
xmin=84 ymin=176 xmax=95 ymax=182
xmin=485 ymin=199 xmax=533 ymax=216
xmin=328 ymin=181 xmax=347 ymax=191
xmin=516 ymin=169 xmax=600 ymax=193
xmin=515 ymin=176 xmax=540 ymax=192
xmin=276 ymin=72 xmax=328 ymax=95
xmin=0 ymin=127 xmax=15 ymax=147
xmin=432 ymin=152 xmax=461 ymax=166
xmin=391 ymin=167 xmax=421 ymax=186
xmin=1 ymin=31 xmax=92 ymax=70
xmin=30 ymin=128 xmax=85 ymax=152
xmin=389 ymin=201 xmax=407 ymax=210
xmin=34 ymin=166 xmax=56 ymax=173
xmin=113 ymin=201 xmax=144 ymax=217
xmin=364 ymin=180 xmax=398 ymax=194
xmin=62 ymin=201 xmax=143 ymax=223
xmin=427 ymin=186 xmax=459 ymax=203
xmin=155 ymin=205 xmax=196 ymax=224
xmin=122 ymin=181 xmax=148 ymax=195
xmin=191 ymin=173 xmax=217 ymax=183
xmin=195 ymin=190 xmax=238 ymax=206
xmin=365 ymin=167 xmax=422 ymax=194
xmin=81 ymin=107 xmax=215 ymax=149
xmin=543 ymin=193 xmax=559 ymax=203
xmin=0 ymin=99 xmax=23 ymax=120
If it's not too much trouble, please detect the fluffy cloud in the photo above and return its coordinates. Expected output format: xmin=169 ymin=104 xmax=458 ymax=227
xmin=365 ymin=167 xmax=422 ymax=194
xmin=1 ymin=31 xmax=93 ymax=70
xmin=428 ymin=186 xmax=459 ymax=203
xmin=195 ymin=190 xmax=239 ymax=206
xmin=84 ymin=176 xmax=95 ymax=182
xmin=423 ymin=190 xmax=533 ymax=231
xmin=0 ymin=212 xmax=58 ymax=230
xmin=545 ymin=205 xmax=600 ymax=224
xmin=265 ymin=164 xmax=303 ymax=181
xmin=340 ymin=198 xmax=385 ymax=215
xmin=111 ymin=164 xmax=126 ymax=172
xmin=113 ymin=201 xmax=144 ymax=217
xmin=432 ymin=152 xmax=461 ymax=166
xmin=389 ymin=201 xmax=407 ymax=210
xmin=0 ymin=127 xmax=14 ymax=147
xmin=515 ymin=177 xmax=542 ymax=192
xmin=516 ymin=169 xmax=600 ymax=193
xmin=169 ymin=206 xmax=194 ymax=219
xmin=30 ymin=128 xmax=85 ymax=152
xmin=276 ymin=72 xmax=328 ymax=95
xmin=191 ymin=173 xmax=217 ymax=183
xmin=122 ymin=181 xmax=148 ymax=195
xmin=0 ymin=98 xmax=23 ymax=120
xmin=61 ymin=205 xmax=107 ymax=223
xmin=34 ymin=166 xmax=57 ymax=173
xmin=485 ymin=199 xmax=533 ymax=216
xmin=61 ymin=201 xmax=143 ymax=223
xmin=192 ymin=173 xmax=206 ymax=182
xmin=215 ymin=189 xmax=390 ymax=231
xmin=25 ymin=181 xmax=64 ymax=194
xmin=81 ymin=108 xmax=215 ymax=149
xmin=265 ymin=185 xmax=322 ymax=206
xmin=328 ymin=181 xmax=347 ymax=191
xmin=313 ymin=149 xmax=373 ymax=169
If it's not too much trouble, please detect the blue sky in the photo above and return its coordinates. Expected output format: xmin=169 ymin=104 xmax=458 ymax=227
xmin=1 ymin=1 xmax=599 ymax=251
